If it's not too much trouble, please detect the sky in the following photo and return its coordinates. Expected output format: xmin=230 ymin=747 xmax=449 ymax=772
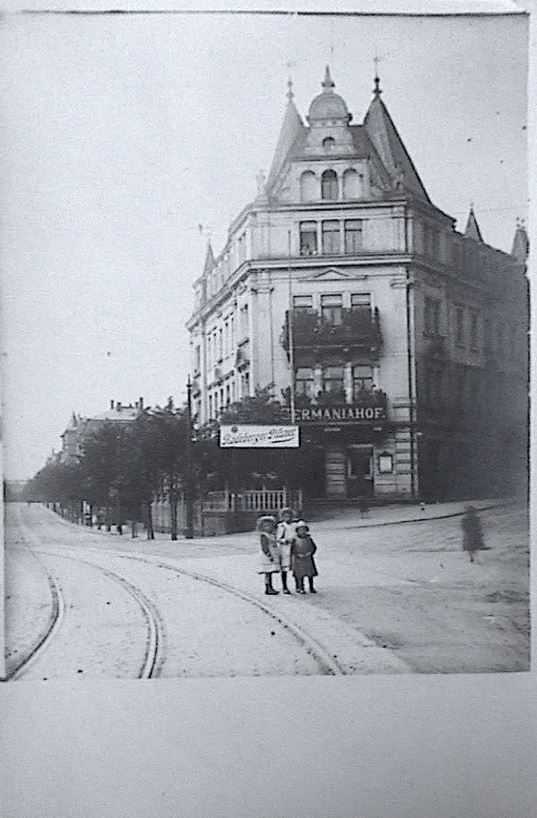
xmin=0 ymin=10 xmax=529 ymax=480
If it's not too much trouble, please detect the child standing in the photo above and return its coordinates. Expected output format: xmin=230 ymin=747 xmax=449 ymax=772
xmin=256 ymin=515 xmax=280 ymax=595
xmin=276 ymin=507 xmax=297 ymax=594
xmin=290 ymin=521 xmax=318 ymax=594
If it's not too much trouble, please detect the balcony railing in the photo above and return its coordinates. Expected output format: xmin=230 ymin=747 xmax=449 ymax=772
xmin=281 ymin=308 xmax=383 ymax=356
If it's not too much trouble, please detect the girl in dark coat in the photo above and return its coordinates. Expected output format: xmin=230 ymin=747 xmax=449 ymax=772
xmin=461 ymin=506 xmax=486 ymax=563
xmin=290 ymin=521 xmax=318 ymax=594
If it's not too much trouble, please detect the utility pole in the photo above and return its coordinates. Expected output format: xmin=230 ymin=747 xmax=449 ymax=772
xmin=184 ymin=375 xmax=194 ymax=539
xmin=287 ymin=229 xmax=296 ymax=424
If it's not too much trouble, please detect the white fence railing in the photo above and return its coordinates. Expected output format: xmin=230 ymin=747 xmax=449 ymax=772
xmin=203 ymin=488 xmax=302 ymax=513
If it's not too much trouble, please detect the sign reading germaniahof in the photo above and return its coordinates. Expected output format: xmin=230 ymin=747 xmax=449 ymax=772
xmin=219 ymin=424 xmax=300 ymax=448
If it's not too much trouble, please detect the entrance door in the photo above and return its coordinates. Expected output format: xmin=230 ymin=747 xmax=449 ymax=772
xmin=346 ymin=446 xmax=373 ymax=497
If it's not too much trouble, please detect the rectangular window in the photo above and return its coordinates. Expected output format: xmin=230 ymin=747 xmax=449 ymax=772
xmin=299 ymin=221 xmax=318 ymax=256
xmin=351 ymin=292 xmax=371 ymax=313
xmin=344 ymin=220 xmax=363 ymax=254
xmin=424 ymin=297 xmax=441 ymax=335
xmin=218 ymin=328 xmax=223 ymax=360
xmin=293 ymin=295 xmax=313 ymax=311
xmin=224 ymin=320 xmax=230 ymax=357
xmin=225 ymin=383 xmax=231 ymax=406
xmin=353 ymin=365 xmax=373 ymax=397
xmin=470 ymin=312 xmax=479 ymax=350
xmin=194 ymin=345 xmax=201 ymax=373
xmin=208 ymin=394 xmax=213 ymax=419
xmin=321 ymin=294 xmax=343 ymax=325
xmin=244 ymin=372 xmax=250 ymax=395
xmin=455 ymin=307 xmax=465 ymax=346
xmin=322 ymin=366 xmax=345 ymax=393
xmin=295 ymin=367 xmax=315 ymax=398
xmin=230 ymin=314 xmax=235 ymax=349
xmin=240 ymin=304 xmax=249 ymax=338
xmin=322 ymin=220 xmax=340 ymax=255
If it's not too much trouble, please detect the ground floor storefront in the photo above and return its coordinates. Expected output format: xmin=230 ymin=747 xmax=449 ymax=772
xmin=298 ymin=424 xmax=414 ymax=502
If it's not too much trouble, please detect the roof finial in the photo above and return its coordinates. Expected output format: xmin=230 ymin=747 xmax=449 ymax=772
xmin=373 ymin=51 xmax=386 ymax=96
xmin=286 ymin=76 xmax=294 ymax=102
xmin=322 ymin=65 xmax=335 ymax=93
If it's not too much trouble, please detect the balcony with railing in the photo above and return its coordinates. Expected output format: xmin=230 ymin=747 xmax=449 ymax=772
xmin=281 ymin=308 xmax=383 ymax=357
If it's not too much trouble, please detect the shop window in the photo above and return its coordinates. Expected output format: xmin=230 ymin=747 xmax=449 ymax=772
xmin=295 ymin=367 xmax=315 ymax=398
xmin=343 ymin=169 xmax=363 ymax=199
xmin=344 ymin=220 xmax=363 ymax=254
xmin=293 ymin=295 xmax=313 ymax=311
xmin=322 ymin=366 xmax=344 ymax=392
xmin=321 ymin=169 xmax=338 ymax=200
xmin=321 ymin=294 xmax=343 ymax=325
xmin=353 ymin=365 xmax=373 ymax=397
xmin=299 ymin=221 xmax=318 ymax=256
xmin=322 ymin=220 xmax=340 ymax=255
xmin=300 ymin=171 xmax=317 ymax=202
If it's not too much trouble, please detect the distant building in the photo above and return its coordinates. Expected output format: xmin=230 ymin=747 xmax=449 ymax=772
xmin=60 ymin=399 xmax=144 ymax=464
xmin=186 ymin=68 xmax=528 ymax=501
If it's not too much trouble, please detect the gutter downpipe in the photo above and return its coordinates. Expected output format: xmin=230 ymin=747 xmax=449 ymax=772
xmin=405 ymin=206 xmax=417 ymax=503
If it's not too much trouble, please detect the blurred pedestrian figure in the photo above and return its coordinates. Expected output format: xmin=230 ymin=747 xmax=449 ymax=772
xmin=357 ymin=495 xmax=370 ymax=518
xmin=290 ymin=521 xmax=318 ymax=594
xmin=461 ymin=505 xmax=485 ymax=563
xmin=276 ymin=506 xmax=298 ymax=594
xmin=256 ymin=515 xmax=280 ymax=595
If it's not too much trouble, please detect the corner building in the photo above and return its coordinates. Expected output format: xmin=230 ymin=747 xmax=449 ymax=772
xmin=187 ymin=69 xmax=528 ymax=502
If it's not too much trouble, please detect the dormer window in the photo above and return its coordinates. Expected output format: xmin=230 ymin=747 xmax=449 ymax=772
xmin=322 ymin=136 xmax=335 ymax=153
xmin=321 ymin=169 xmax=338 ymax=200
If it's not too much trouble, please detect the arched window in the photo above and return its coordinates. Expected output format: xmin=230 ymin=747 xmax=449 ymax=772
xmin=300 ymin=170 xmax=317 ymax=202
xmin=343 ymin=168 xmax=363 ymax=199
xmin=321 ymin=169 xmax=338 ymax=200
xmin=322 ymin=136 xmax=335 ymax=152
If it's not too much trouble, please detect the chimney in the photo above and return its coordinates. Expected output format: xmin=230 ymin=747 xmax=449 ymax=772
xmin=116 ymin=401 xmax=122 ymax=411
xmin=110 ymin=399 xmax=115 ymax=410
xmin=139 ymin=397 xmax=144 ymax=410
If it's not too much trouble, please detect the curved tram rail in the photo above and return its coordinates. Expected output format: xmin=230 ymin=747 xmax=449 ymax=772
xmin=8 ymin=509 xmax=163 ymax=680
xmin=117 ymin=553 xmax=346 ymax=676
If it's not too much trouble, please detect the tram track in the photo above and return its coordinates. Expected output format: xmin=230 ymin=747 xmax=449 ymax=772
xmin=7 ymin=508 xmax=163 ymax=680
xmin=32 ymin=550 xmax=165 ymax=680
xmin=116 ymin=552 xmax=346 ymax=676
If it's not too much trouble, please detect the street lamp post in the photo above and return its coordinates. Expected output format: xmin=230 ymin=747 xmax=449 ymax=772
xmin=184 ymin=375 xmax=194 ymax=539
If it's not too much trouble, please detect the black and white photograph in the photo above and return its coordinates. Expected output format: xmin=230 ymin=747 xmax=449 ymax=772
xmin=1 ymin=6 xmax=530 ymax=685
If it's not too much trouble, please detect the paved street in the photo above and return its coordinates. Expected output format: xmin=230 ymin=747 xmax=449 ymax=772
xmin=4 ymin=501 xmax=529 ymax=680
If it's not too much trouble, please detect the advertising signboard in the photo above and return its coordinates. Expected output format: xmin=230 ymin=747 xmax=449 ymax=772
xmin=219 ymin=425 xmax=300 ymax=448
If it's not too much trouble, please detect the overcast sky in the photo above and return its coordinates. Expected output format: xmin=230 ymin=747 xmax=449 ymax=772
xmin=0 ymin=11 xmax=528 ymax=480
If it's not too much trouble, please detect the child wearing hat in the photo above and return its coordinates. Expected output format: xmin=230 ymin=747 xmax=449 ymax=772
xmin=256 ymin=515 xmax=280 ymax=595
xmin=276 ymin=507 xmax=298 ymax=594
xmin=290 ymin=521 xmax=318 ymax=594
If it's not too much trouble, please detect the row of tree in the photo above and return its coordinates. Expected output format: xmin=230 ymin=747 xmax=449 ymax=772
xmin=23 ymin=389 xmax=319 ymax=539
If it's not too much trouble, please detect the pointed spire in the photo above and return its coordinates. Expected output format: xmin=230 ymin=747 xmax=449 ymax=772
xmin=322 ymin=65 xmax=335 ymax=93
xmin=202 ymin=241 xmax=215 ymax=277
xmin=511 ymin=218 xmax=529 ymax=263
xmin=363 ymin=87 xmax=430 ymax=203
xmin=464 ymin=205 xmax=483 ymax=242
xmin=265 ymin=80 xmax=305 ymax=192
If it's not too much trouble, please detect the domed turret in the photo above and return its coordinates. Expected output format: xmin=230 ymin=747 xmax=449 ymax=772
xmin=307 ymin=66 xmax=352 ymax=124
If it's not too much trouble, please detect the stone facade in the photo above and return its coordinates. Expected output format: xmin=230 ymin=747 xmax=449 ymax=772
xmin=186 ymin=68 xmax=528 ymax=502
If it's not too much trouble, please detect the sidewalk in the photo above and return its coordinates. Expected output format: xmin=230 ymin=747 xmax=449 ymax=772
xmin=49 ymin=497 xmax=511 ymax=546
